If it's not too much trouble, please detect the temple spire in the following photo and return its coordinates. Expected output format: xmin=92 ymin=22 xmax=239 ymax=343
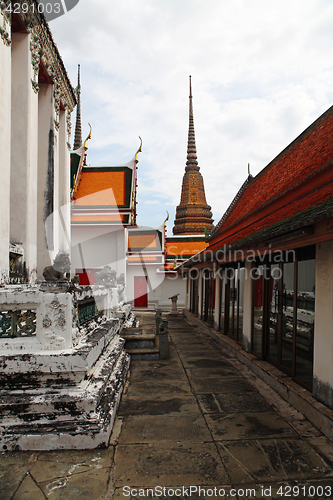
xmin=173 ymin=77 xmax=214 ymax=235
xmin=186 ymin=75 xmax=199 ymax=171
xmin=73 ymin=64 xmax=82 ymax=150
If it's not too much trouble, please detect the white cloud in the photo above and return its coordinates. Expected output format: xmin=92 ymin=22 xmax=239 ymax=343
xmin=51 ymin=0 xmax=333 ymax=233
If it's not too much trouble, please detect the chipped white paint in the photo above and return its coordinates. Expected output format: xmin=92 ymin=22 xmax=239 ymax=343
xmin=0 ymin=290 xmax=72 ymax=352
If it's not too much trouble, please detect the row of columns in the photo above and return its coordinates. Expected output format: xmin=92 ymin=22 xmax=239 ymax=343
xmin=185 ymin=244 xmax=333 ymax=409
xmin=0 ymin=24 xmax=71 ymax=283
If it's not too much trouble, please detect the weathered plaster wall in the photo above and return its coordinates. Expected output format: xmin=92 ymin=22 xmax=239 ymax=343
xmin=0 ymin=18 xmax=11 ymax=282
xmin=313 ymin=240 xmax=333 ymax=409
xmin=10 ymin=33 xmax=38 ymax=282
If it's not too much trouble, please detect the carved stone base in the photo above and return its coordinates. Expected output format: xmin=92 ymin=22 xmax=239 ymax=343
xmin=0 ymin=321 xmax=130 ymax=450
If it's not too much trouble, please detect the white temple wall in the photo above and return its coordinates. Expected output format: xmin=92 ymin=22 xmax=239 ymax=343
xmin=10 ymin=33 xmax=38 ymax=282
xmin=71 ymin=227 xmax=126 ymax=279
xmin=152 ymin=273 xmax=186 ymax=309
xmin=0 ymin=22 xmax=11 ymax=282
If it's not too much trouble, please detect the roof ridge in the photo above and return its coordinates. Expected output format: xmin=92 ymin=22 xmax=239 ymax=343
xmin=209 ymin=175 xmax=253 ymax=238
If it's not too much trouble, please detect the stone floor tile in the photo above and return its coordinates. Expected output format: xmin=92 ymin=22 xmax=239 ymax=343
xmin=217 ymin=438 xmax=333 ymax=484
xmin=205 ymin=412 xmax=297 ymax=441
xmin=118 ymin=414 xmax=212 ymax=444
xmin=11 ymin=474 xmax=45 ymax=500
xmin=128 ymin=364 xmax=187 ymax=382
xmin=113 ymin=443 xmax=228 ymax=487
xmin=125 ymin=379 xmax=193 ymax=398
xmin=197 ymin=392 xmax=273 ymax=414
xmin=186 ymin=365 xmax=239 ymax=379
xmin=181 ymin=358 xmax=238 ymax=369
xmin=0 ymin=451 xmax=39 ymax=500
xmin=37 ymin=466 xmax=112 ymax=499
xmin=118 ymin=396 xmax=200 ymax=416
xmin=29 ymin=448 xmax=114 ymax=484
xmin=37 ymin=448 xmax=114 ymax=467
xmin=189 ymin=376 xmax=252 ymax=394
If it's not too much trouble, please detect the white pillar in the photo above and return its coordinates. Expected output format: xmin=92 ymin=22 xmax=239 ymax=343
xmin=185 ymin=271 xmax=190 ymax=311
xmin=242 ymin=259 xmax=253 ymax=352
xmin=313 ymin=241 xmax=333 ymax=409
xmin=10 ymin=33 xmax=38 ymax=282
xmin=0 ymin=20 xmax=11 ymax=282
xmin=198 ymin=269 xmax=203 ymax=319
xmin=37 ymin=84 xmax=58 ymax=278
xmin=58 ymin=109 xmax=71 ymax=255
xmin=214 ymin=266 xmax=221 ymax=330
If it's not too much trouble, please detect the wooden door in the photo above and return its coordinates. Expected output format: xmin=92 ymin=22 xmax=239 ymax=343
xmin=134 ymin=276 xmax=148 ymax=308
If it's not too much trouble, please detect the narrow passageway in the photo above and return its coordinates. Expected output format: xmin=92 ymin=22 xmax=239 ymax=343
xmin=1 ymin=312 xmax=333 ymax=500
xmin=113 ymin=312 xmax=333 ymax=499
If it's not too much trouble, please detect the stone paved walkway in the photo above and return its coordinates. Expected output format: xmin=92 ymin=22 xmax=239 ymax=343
xmin=1 ymin=312 xmax=333 ymax=499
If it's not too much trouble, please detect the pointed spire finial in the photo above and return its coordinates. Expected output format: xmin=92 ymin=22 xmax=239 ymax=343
xmin=186 ymin=75 xmax=199 ymax=172
xmin=73 ymin=64 xmax=82 ymax=150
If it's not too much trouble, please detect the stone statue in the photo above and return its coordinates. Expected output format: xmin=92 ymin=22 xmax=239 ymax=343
xmin=43 ymin=253 xmax=71 ymax=282
xmin=94 ymin=266 xmax=116 ymax=286
xmin=117 ymin=273 xmax=125 ymax=286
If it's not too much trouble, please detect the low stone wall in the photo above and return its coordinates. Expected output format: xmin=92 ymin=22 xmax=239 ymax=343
xmin=0 ymin=283 xmax=131 ymax=450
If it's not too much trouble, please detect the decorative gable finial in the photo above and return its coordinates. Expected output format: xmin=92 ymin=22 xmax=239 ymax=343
xmin=135 ymin=136 xmax=143 ymax=163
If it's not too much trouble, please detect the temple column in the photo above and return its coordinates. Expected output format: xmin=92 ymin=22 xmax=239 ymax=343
xmin=58 ymin=109 xmax=71 ymax=255
xmin=313 ymin=241 xmax=333 ymax=409
xmin=242 ymin=259 xmax=253 ymax=352
xmin=198 ymin=269 xmax=203 ymax=319
xmin=37 ymin=83 xmax=59 ymax=277
xmin=0 ymin=19 xmax=11 ymax=282
xmin=10 ymin=32 xmax=38 ymax=282
xmin=185 ymin=271 xmax=190 ymax=311
xmin=214 ymin=266 xmax=221 ymax=330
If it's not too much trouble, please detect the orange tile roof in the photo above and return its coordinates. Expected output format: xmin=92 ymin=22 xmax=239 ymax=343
xmin=165 ymin=239 xmax=208 ymax=258
xmin=128 ymin=233 xmax=160 ymax=251
xmin=164 ymin=263 xmax=176 ymax=270
xmin=127 ymin=255 xmax=161 ymax=263
xmin=73 ymin=170 xmax=127 ymax=207
xmin=71 ymin=214 xmax=125 ymax=223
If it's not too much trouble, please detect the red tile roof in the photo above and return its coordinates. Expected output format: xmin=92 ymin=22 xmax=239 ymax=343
xmin=209 ymin=105 xmax=333 ymax=250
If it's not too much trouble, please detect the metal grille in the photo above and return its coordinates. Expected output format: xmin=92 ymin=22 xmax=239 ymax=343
xmin=78 ymin=300 xmax=99 ymax=325
xmin=0 ymin=309 xmax=37 ymax=338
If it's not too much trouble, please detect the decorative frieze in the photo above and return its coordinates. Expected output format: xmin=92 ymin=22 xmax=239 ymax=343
xmin=22 ymin=3 xmax=76 ymax=112
xmin=30 ymin=30 xmax=41 ymax=93
xmin=0 ymin=4 xmax=11 ymax=46
xmin=66 ymin=109 xmax=72 ymax=150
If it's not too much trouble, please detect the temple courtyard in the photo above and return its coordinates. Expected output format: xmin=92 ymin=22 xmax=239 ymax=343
xmin=1 ymin=312 xmax=333 ymax=500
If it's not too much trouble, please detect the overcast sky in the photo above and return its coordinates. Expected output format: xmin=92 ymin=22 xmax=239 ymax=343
xmin=50 ymin=0 xmax=333 ymax=234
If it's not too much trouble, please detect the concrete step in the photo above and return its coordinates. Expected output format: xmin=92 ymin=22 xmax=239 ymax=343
xmin=123 ymin=334 xmax=155 ymax=341
xmin=126 ymin=347 xmax=160 ymax=361
xmin=121 ymin=327 xmax=143 ymax=337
